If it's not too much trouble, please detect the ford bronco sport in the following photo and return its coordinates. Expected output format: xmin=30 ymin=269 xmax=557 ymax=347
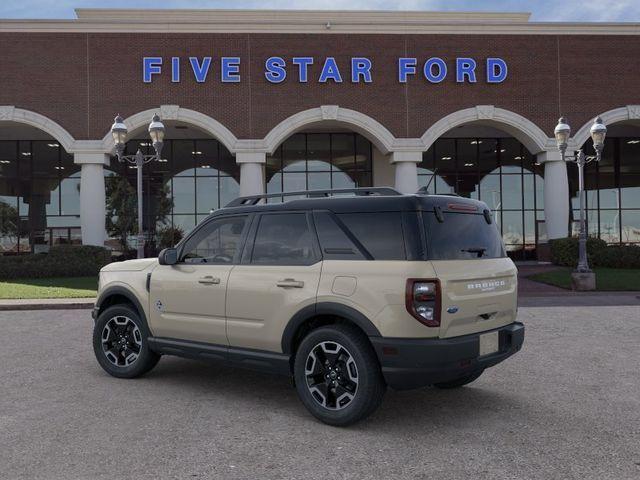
xmin=92 ymin=187 xmax=524 ymax=426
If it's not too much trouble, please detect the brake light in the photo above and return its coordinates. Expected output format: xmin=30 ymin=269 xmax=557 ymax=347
xmin=405 ymin=279 xmax=441 ymax=327
xmin=448 ymin=203 xmax=478 ymax=212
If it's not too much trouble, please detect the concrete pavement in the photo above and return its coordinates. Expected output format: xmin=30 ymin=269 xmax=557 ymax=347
xmin=0 ymin=306 xmax=639 ymax=479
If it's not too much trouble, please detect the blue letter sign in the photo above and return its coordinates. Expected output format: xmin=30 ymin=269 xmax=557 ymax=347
xmin=265 ymin=57 xmax=287 ymax=83
xmin=143 ymin=57 xmax=162 ymax=83
xmin=351 ymin=58 xmax=372 ymax=83
xmin=319 ymin=57 xmax=343 ymax=83
xmin=142 ymin=55 xmax=508 ymax=85
xmin=424 ymin=57 xmax=447 ymax=83
xmin=398 ymin=58 xmax=417 ymax=83
xmin=189 ymin=57 xmax=212 ymax=83
xmin=487 ymin=58 xmax=508 ymax=83
xmin=292 ymin=57 xmax=314 ymax=82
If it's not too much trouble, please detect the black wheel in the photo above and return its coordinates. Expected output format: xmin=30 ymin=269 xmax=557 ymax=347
xmin=433 ymin=369 xmax=484 ymax=389
xmin=294 ymin=324 xmax=386 ymax=427
xmin=93 ymin=304 xmax=160 ymax=379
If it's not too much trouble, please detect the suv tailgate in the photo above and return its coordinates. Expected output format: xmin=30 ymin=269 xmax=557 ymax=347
xmin=431 ymin=258 xmax=517 ymax=338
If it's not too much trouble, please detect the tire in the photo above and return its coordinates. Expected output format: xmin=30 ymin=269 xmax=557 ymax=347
xmin=433 ymin=369 xmax=484 ymax=389
xmin=294 ymin=324 xmax=386 ymax=427
xmin=93 ymin=304 xmax=160 ymax=379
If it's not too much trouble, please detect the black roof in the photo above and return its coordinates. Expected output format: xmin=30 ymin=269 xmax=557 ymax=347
xmin=214 ymin=192 xmax=489 ymax=216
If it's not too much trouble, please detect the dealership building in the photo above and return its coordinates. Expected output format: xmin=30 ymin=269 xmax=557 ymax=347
xmin=1 ymin=9 xmax=640 ymax=258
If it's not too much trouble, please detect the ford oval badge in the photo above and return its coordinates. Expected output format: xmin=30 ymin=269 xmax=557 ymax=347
xmin=447 ymin=306 xmax=459 ymax=314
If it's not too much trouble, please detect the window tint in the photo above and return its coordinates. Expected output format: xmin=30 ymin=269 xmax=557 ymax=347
xmin=181 ymin=216 xmax=247 ymax=264
xmin=423 ymin=212 xmax=505 ymax=260
xmin=313 ymin=212 xmax=366 ymax=260
xmin=251 ymin=213 xmax=317 ymax=265
xmin=337 ymin=212 xmax=406 ymax=260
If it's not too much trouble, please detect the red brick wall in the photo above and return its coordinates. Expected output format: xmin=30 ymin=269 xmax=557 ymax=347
xmin=1 ymin=32 xmax=639 ymax=142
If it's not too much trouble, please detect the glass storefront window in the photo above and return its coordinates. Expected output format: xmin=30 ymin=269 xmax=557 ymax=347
xmin=570 ymin=136 xmax=640 ymax=245
xmin=266 ymin=133 xmax=372 ymax=199
xmin=105 ymin=138 xmax=239 ymax=254
xmin=621 ymin=210 xmax=640 ymax=243
xmin=0 ymin=140 xmax=81 ymax=254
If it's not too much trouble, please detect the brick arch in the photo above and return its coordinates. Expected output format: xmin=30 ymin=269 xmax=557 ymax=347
xmin=571 ymin=105 xmax=640 ymax=148
xmin=420 ymin=105 xmax=552 ymax=154
xmin=262 ymin=106 xmax=396 ymax=155
xmin=100 ymin=105 xmax=239 ymax=154
xmin=0 ymin=106 xmax=76 ymax=152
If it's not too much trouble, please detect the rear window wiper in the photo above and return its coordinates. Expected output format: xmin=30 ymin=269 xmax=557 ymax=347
xmin=461 ymin=247 xmax=487 ymax=258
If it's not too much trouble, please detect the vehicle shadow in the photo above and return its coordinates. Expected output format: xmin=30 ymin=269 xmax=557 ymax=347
xmin=139 ymin=355 xmax=523 ymax=429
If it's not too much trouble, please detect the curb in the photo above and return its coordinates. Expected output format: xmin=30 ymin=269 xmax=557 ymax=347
xmin=0 ymin=299 xmax=95 ymax=311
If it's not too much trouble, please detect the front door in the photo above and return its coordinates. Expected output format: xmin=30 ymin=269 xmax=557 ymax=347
xmin=226 ymin=212 xmax=322 ymax=352
xmin=149 ymin=214 xmax=250 ymax=345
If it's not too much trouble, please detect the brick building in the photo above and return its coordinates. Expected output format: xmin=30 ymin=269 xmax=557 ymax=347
xmin=1 ymin=9 xmax=639 ymax=258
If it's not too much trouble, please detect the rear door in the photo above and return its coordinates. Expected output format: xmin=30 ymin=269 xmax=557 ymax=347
xmin=149 ymin=214 xmax=250 ymax=345
xmin=226 ymin=212 xmax=322 ymax=352
xmin=423 ymin=210 xmax=518 ymax=338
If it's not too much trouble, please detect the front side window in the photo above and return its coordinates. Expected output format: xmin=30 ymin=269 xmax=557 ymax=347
xmin=181 ymin=216 xmax=247 ymax=264
xmin=251 ymin=213 xmax=317 ymax=265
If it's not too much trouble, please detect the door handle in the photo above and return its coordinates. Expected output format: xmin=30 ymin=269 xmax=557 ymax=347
xmin=198 ymin=276 xmax=221 ymax=285
xmin=276 ymin=278 xmax=305 ymax=288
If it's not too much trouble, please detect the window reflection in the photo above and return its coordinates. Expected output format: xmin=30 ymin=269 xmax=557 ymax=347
xmin=266 ymin=133 xmax=372 ymax=199
xmin=0 ymin=140 xmax=81 ymax=253
xmin=106 ymin=139 xmax=239 ymax=253
xmin=569 ymin=137 xmax=640 ymax=245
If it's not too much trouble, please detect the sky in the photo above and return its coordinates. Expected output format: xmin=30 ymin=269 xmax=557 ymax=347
xmin=0 ymin=0 xmax=639 ymax=22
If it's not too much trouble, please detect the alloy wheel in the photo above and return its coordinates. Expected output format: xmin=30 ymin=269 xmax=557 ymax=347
xmin=101 ymin=316 xmax=143 ymax=367
xmin=304 ymin=341 xmax=359 ymax=410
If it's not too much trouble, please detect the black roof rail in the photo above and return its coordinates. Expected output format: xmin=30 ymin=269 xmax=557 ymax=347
xmin=225 ymin=187 xmax=402 ymax=207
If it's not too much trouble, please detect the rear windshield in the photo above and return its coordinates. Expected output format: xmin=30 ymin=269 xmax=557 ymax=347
xmin=423 ymin=211 xmax=505 ymax=260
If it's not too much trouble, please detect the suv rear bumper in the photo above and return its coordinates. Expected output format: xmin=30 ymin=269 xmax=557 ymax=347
xmin=370 ymin=322 xmax=524 ymax=390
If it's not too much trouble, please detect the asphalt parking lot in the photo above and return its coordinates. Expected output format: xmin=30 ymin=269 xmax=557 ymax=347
xmin=0 ymin=306 xmax=638 ymax=480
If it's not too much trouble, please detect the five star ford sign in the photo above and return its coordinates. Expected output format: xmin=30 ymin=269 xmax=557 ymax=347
xmin=142 ymin=56 xmax=508 ymax=84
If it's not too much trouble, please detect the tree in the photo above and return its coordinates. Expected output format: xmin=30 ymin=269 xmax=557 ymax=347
xmin=0 ymin=201 xmax=19 ymax=238
xmin=105 ymin=176 xmax=173 ymax=253
xmin=0 ymin=201 xmax=19 ymax=252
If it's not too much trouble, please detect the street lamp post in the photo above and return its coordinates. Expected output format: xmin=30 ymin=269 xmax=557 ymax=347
xmin=110 ymin=114 xmax=166 ymax=259
xmin=554 ymin=116 xmax=607 ymax=289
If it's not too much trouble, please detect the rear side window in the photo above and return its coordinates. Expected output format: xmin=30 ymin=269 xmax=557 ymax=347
xmin=423 ymin=212 xmax=505 ymax=260
xmin=337 ymin=212 xmax=406 ymax=260
xmin=251 ymin=213 xmax=318 ymax=265
xmin=313 ymin=212 xmax=366 ymax=260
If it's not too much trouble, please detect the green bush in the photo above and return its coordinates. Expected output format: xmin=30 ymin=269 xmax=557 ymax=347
xmin=594 ymin=245 xmax=640 ymax=269
xmin=0 ymin=245 xmax=112 ymax=280
xmin=550 ymin=237 xmax=640 ymax=269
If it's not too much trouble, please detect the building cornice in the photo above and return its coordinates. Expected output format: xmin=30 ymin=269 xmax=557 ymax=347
xmin=0 ymin=9 xmax=639 ymax=35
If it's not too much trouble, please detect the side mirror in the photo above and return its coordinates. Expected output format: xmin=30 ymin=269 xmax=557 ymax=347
xmin=158 ymin=248 xmax=178 ymax=266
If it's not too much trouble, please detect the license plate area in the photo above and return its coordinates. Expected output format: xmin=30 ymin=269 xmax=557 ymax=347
xmin=479 ymin=331 xmax=499 ymax=357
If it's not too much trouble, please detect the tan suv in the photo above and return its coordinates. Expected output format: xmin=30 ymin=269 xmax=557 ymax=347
xmin=92 ymin=188 xmax=524 ymax=426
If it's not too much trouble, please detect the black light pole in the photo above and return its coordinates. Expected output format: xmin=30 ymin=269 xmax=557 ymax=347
xmin=111 ymin=114 xmax=166 ymax=259
xmin=554 ymin=116 xmax=607 ymax=287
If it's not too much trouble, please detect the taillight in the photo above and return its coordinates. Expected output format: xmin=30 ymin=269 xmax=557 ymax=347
xmin=405 ymin=279 xmax=440 ymax=327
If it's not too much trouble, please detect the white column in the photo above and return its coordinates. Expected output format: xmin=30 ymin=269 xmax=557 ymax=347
xmin=237 ymin=152 xmax=266 ymax=196
xmin=75 ymin=152 xmax=109 ymax=246
xmin=539 ymin=151 xmax=569 ymax=240
xmin=391 ymin=151 xmax=421 ymax=194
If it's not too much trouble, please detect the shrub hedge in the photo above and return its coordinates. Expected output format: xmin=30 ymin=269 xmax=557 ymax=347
xmin=550 ymin=237 xmax=640 ymax=269
xmin=0 ymin=245 xmax=112 ymax=280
